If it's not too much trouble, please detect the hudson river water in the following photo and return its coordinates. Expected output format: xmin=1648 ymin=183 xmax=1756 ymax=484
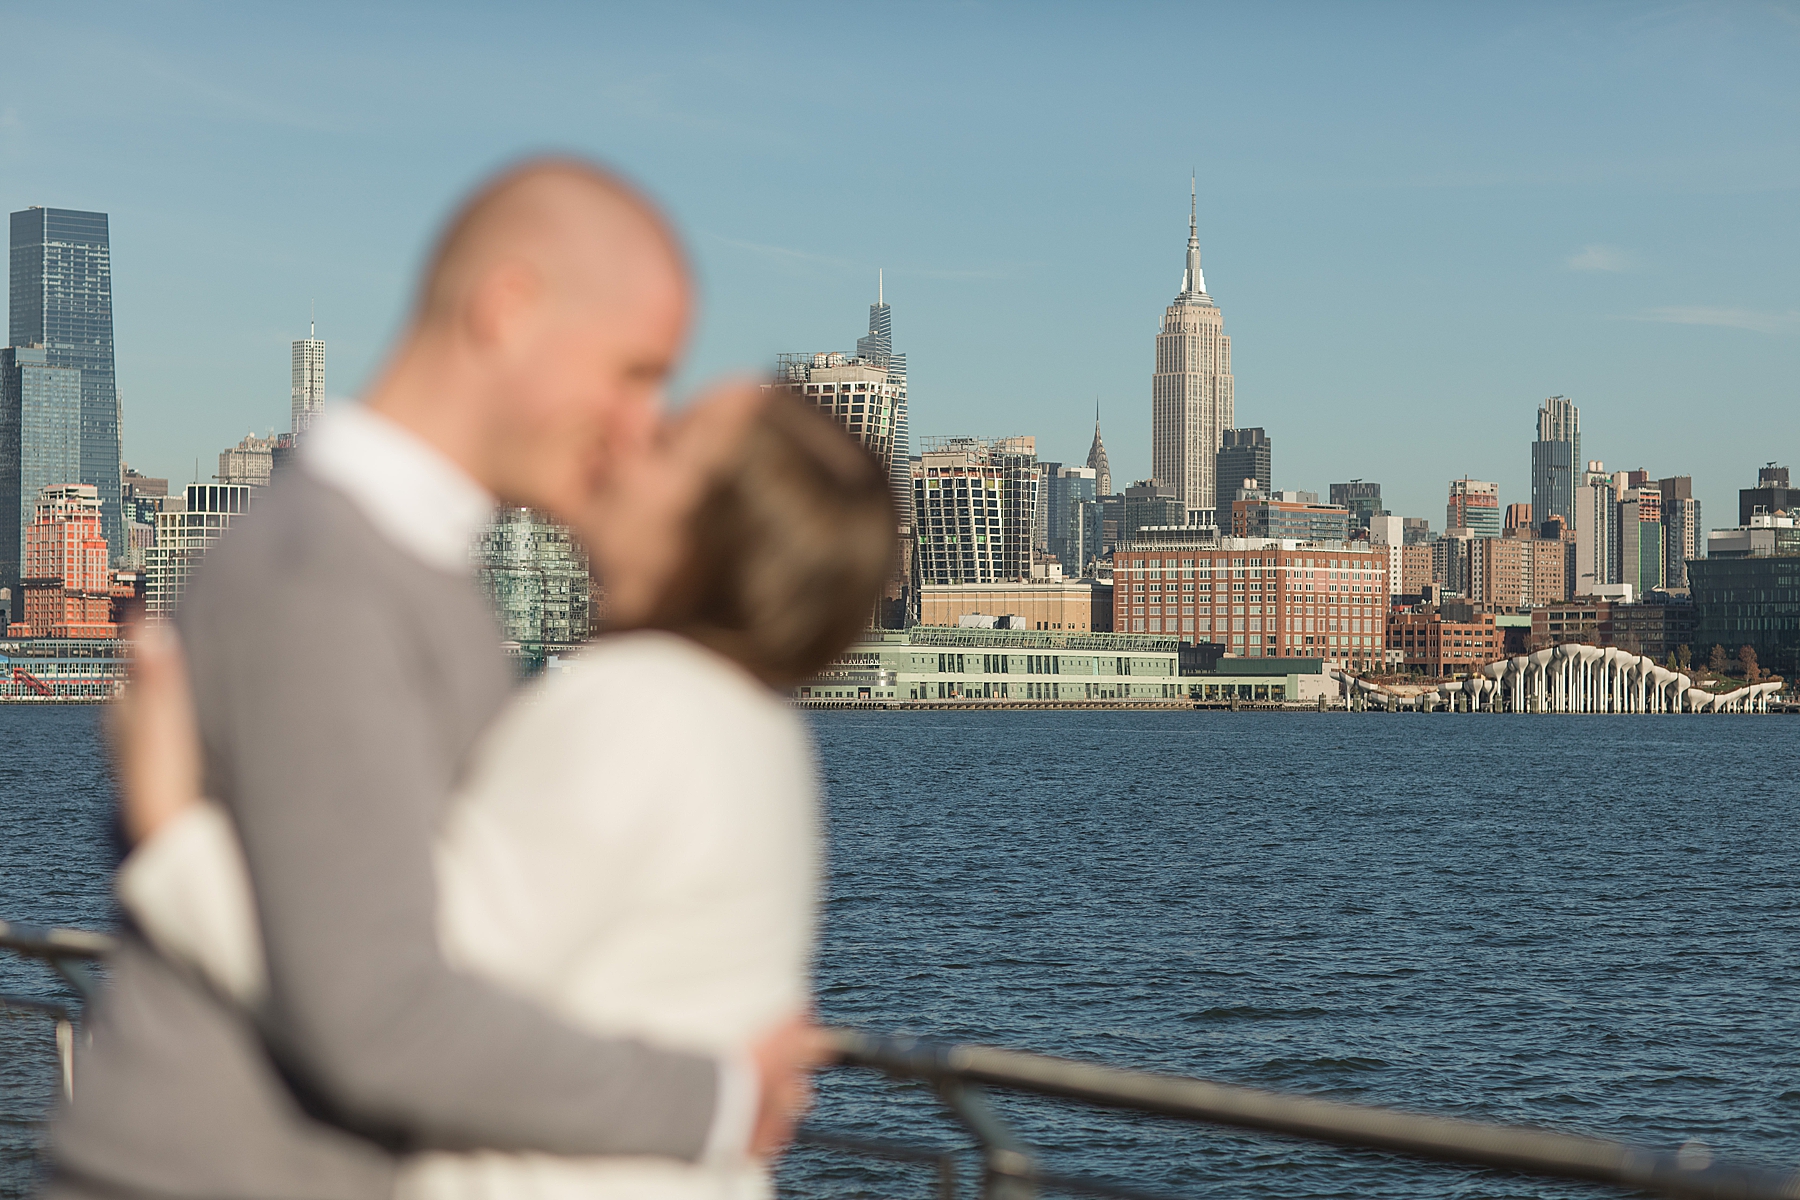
xmin=4 ymin=705 xmax=1798 ymax=1199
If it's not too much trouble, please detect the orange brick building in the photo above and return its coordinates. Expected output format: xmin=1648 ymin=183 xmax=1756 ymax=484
xmin=14 ymin=484 xmax=117 ymax=639
xmin=1386 ymin=608 xmax=1501 ymax=676
xmin=1112 ymin=539 xmax=1386 ymax=669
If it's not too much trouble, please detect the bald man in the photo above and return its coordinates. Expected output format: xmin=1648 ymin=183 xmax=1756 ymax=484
xmin=49 ymin=161 xmax=816 ymax=1200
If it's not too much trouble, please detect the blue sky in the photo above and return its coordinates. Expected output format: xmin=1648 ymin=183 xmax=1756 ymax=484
xmin=4 ymin=1 xmax=1796 ymax=529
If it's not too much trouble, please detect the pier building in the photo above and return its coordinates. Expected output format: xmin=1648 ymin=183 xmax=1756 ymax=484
xmin=0 ymin=634 xmax=127 ymax=700
xmin=796 ymin=626 xmax=1331 ymax=705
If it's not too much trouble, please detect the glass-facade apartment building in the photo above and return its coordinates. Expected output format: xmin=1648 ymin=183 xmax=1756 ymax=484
xmin=9 ymin=207 xmax=123 ymax=566
xmin=1531 ymin=396 xmax=1581 ymax=533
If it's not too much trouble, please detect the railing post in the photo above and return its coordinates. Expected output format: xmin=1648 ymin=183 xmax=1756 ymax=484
xmin=936 ymin=1079 xmax=1035 ymax=1200
xmin=57 ymin=1016 xmax=75 ymax=1101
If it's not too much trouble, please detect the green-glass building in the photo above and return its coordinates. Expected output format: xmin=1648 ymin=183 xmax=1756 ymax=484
xmin=1690 ymin=519 xmax=1800 ymax=676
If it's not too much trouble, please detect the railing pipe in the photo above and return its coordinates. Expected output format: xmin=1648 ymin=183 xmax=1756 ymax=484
xmin=830 ymin=1030 xmax=1800 ymax=1200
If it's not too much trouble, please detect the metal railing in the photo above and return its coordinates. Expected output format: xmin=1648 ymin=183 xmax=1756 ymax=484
xmin=812 ymin=1029 xmax=1800 ymax=1200
xmin=5 ymin=923 xmax=1799 ymax=1200
xmin=0 ymin=920 xmax=115 ymax=1102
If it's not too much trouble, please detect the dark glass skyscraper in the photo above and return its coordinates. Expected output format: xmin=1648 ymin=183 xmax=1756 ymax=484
xmin=1329 ymin=479 xmax=1384 ymax=532
xmin=9 ymin=207 xmax=123 ymax=562
xmin=1531 ymin=395 xmax=1580 ymax=533
xmin=0 ymin=346 xmax=83 ymax=613
xmin=1216 ymin=427 xmax=1271 ymax=498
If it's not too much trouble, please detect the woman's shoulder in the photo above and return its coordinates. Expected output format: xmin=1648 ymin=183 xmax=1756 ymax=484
xmin=538 ymin=631 xmax=800 ymax=735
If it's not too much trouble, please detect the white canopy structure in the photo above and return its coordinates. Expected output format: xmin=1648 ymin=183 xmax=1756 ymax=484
xmin=1324 ymin=647 xmax=1784 ymax=713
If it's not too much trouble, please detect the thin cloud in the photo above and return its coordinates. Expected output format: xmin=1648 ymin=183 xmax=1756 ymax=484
xmin=1636 ymin=306 xmax=1800 ymax=334
xmin=703 ymin=232 xmax=1013 ymax=281
xmin=1568 ymin=244 xmax=1633 ymax=272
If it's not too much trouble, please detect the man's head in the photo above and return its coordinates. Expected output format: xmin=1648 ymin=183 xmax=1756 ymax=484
xmin=370 ymin=158 xmax=690 ymax=518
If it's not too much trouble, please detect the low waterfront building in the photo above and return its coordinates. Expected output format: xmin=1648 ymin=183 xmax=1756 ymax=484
xmin=0 ymin=635 xmax=128 ymax=701
xmin=795 ymin=626 xmax=1331 ymax=705
xmin=1112 ymin=536 xmax=1386 ymax=669
xmin=919 ymin=579 xmax=1111 ymax=632
xmin=800 ymin=626 xmax=1184 ymax=703
xmin=1386 ymin=607 xmax=1502 ymax=675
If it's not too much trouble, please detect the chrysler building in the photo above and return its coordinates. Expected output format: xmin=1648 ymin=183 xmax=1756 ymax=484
xmin=1151 ymin=179 xmax=1233 ymax=519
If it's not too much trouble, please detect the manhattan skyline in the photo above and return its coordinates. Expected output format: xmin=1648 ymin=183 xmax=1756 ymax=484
xmin=0 ymin=3 xmax=1795 ymax=531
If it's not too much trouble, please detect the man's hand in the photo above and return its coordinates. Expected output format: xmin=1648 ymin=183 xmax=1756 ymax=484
xmin=109 ymin=621 xmax=204 ymax=846
xmin=747 ymin=1012 xmax=834 ymax=1159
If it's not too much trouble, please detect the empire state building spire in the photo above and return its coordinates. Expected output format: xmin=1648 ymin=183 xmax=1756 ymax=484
xmin=1181 ymin=173 xmax=1207 ymax=299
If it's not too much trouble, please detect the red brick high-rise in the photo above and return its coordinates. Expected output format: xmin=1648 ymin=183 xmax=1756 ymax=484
xmin=16 ymin=484 xmax=117 ymax=638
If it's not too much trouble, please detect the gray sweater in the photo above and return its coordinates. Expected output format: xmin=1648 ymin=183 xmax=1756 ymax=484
xmin=50 ymin=471 xmax=718 ymax=1200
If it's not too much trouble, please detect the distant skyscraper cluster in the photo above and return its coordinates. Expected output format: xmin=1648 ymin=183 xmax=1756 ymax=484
xmin=4 ymin=207 xmax=124 ymax=612
xmin=5 ymin=182 xmax=1795 ymax=683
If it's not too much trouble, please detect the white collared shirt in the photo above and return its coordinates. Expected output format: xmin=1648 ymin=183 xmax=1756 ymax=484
xmin=302 ymin=405 xmax=496 ymax=575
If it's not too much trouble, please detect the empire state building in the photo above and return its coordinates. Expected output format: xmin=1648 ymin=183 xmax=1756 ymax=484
xmin=1151 ymin=182 xmax=1233 ymax=519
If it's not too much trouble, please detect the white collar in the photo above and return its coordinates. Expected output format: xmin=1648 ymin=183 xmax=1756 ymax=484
xmin=301 ymin=405 xmax=495 ymax=575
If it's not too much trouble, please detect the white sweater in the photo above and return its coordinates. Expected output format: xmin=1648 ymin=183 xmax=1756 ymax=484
xmin=119 ymin=631 xmax=821 ymax=1200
